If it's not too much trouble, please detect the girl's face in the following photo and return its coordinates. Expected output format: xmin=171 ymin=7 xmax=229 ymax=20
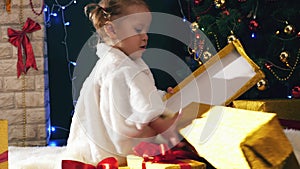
xmin=112 ymin=5 xmax=152 ymax=60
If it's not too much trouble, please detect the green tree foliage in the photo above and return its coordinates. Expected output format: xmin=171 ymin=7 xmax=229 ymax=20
xmin=189 ymin=0 xmax=300 ymax=99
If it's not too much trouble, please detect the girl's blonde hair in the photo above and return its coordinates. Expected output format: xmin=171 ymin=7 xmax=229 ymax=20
xmin=84 ymin=0 xmax=149 ymax=43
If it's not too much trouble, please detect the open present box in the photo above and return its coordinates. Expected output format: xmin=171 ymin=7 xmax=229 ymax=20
xmin=0 ymin=120 xmax=8 ymax=169
xmin=178 ymin=102 xmax=300 ymax=169
xmin=163 ymin=39 xmax=265 ymax=113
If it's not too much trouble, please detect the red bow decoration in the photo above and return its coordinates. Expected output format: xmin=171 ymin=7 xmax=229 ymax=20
xmin=7 ymin=17 xmax=41 ymax=78
xmin=62 ymin=157 xmax=118 ymax=169
xmin=0 ymin=151 xmax=8 ymax=163
xmin=133 ymin=142 xmax=201 ymax=169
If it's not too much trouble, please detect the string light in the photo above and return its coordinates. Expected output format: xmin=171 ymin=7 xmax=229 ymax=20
xmin=45 ymin=0 xmax=78 ymax=145
xmin=177 ymin=0 xmax=187 ymax=22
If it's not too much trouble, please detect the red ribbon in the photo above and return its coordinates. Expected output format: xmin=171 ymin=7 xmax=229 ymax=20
xmin=7 ymin=18 xmax=41 ymax=78
xmin=62 ymin=157 xmax=118 ymax=169
xmin=133 ymin=142 xmax=200 ymax=169
xmin=0 ymin=151 xmax=8 ymax=163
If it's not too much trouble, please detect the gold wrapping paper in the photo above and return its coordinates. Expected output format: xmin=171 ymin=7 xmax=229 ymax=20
xmin=232 ymin=99 xmax=300 ymax=121
xmin=179 ymin=102 xmax=298 ymax=169
xmin=0 ymin=120 xmax=8 ymax=169
xmin=126 ymin=155 xmax=206 ymax=169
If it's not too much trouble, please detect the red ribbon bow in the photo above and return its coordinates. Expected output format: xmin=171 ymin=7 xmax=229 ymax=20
xmin=0 ymin=151 xmax=8 ymax=163
xmin=7 ymin=17 xmax=41 ymax=78
xmin=62 ymin=157 xmax=118 ymax=169
xmin=133 ymin=142 xmax=200 ymax=169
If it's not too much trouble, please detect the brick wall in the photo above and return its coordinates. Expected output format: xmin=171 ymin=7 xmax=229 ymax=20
xmin=0 ymin=0 xmax=49 ymax=146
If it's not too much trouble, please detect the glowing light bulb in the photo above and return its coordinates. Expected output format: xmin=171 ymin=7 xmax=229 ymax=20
xmin=70 ymin=61 xmax=77 ymax=66
xmin=48 ymin=141 xmax=57 ymax=147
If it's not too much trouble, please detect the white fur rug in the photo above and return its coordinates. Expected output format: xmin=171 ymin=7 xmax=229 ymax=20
xmin=8 ymin=146 xmax=66 ymax=169
xmin=8 ymin=129 xmax=300 ymax=169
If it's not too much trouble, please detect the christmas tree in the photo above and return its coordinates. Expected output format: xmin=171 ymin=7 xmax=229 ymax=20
xmin=183 ymin=0 xmax=300 ymax=99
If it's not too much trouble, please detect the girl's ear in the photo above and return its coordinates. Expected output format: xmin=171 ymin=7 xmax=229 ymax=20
xmin=104 ymin=21 xmax=117 ymax=39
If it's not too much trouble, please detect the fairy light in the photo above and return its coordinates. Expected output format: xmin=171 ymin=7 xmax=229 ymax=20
xmin=44 ymin=0 xmax=78 ymax=145
xmin=177 ymin=0 xmax=187 ymax=22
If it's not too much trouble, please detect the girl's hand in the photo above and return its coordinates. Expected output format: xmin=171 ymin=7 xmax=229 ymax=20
xmin=166 ymin=87 xmax=174 ymax=94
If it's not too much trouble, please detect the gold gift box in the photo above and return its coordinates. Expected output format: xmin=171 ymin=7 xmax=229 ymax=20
xmin=126 ymin=155 xmax=206 ymax=169
xmin=163 ymin=39 xmax=265 ymax=112
xmin=179 ymin=102 xmax=299 ymax=169
xmin=0 ymin=120 xmax=8 ymax=169
xmin=232 ymin=99 xmax=300 ymax=128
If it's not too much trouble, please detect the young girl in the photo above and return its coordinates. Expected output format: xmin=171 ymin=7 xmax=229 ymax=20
xmin=65 ymin=0 xmax=181 ymax=166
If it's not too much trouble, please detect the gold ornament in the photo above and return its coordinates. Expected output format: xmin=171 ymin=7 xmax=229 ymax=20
xmin=190 ymin=22 xmax=199 ymax=32
xmin=214 ymin=0 xmax=225 ymax=9
xmin=203 ymin=51 xmax=212 ymax=60
xmin=268 ymin=48 xmax=300 ymax=81
xmin=279 ymin=51 xmax=289 ymax=63
xmin=256 ymin=79 xmax=268 ymax=91
xmin=284 ymin=25 xmax=295 ymax=35
xmin=227 ymin=34 xmax=237 ymax=43
xmin=279 ymin=51 xmax=290 ymax=67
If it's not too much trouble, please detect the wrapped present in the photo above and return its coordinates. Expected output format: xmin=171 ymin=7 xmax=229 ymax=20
xmin=0 ymin=120 xmax=8 ymax=169
xmin=179 ymin=102 xmax=300 ymax=169
xmin=127 ymin=155 xmax=206 ymax=169
xmin=62 ymin=157 xmax=130 ymax=169
xmin=232 ymin=99 xmax=300 ymax=129
xmin=127 ymin=142 xmax=206 ymax=169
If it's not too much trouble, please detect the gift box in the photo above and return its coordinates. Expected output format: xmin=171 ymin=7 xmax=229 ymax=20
xmin=179 ymin=102 xmax=299 ymax=169
xmin=126 ymin=155 xmax=206 ymax=169
xmin=232 ymin=99 xmax=300 ymax=129
xmin=163 ymin=39 xmax=265 ymax=115
xmin=0 ymin=120 xmax=8 ymax=169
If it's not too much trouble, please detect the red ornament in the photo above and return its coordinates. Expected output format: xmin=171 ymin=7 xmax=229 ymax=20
xmin=265 ymin=63 xmax=272 ymax=69
xmin=222 ymin=10 xmax=230 ymax=16
xmin=292 ymin=86 xmax=300 ymax=98
xmin=194 ymin=0 xmax=202 ymax=5
xmin=249 ymin=20 xmax=259 ymax=31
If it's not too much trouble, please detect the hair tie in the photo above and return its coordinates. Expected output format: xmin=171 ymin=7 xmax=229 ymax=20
xmin=99 ymin=6 xmax=111 ymax=19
